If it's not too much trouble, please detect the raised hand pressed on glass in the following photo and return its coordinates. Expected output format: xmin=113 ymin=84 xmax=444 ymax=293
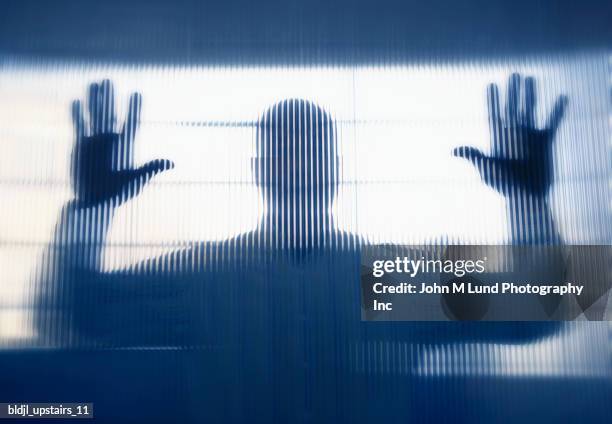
xmin=453 ymin=73 xmax=567 ymax=244
xmin=70 ymin=80 xmax=173 ymax=207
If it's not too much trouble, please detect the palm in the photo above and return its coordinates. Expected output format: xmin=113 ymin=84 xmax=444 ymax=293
xmin=71 ymin=80 xmax=173 ymax=206
xmin=454 ymin=73 xmax=567 ymax=198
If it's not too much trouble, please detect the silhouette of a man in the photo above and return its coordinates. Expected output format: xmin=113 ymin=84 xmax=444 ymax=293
xmin=39 ymin=74 xmax=574 ymax=336
xmin=33 ymin=75 xmax=579 ymax=422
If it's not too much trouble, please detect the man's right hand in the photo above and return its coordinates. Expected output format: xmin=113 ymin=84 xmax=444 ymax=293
xmin=71 ymin=80 xmax=173 ymax=207
xmin=453 ymin=73 xmax=567 ymax=199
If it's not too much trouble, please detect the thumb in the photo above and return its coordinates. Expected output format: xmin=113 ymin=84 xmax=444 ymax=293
xmin=116 ymin=159 xmax=174 ymax=200
xmin=136 ymin=159 xmax=175 ymax=179
xmin=452 ymin=146 xmax=484 ymax=164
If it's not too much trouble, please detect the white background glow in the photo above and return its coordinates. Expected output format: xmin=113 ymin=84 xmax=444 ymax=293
xmin=0 ymin=54 xmax=610 ymax=346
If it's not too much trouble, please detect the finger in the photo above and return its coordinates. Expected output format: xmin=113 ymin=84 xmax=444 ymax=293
xmin=545 ymin=95 xmax=568 ymax=139
xmin=523 ymin=76 xmax=536 ymax=128
xmin=487 ymin=83 xmax=501 ymax=130
xmin=452 ymin=146 xmax=485 ymax=163
xmin=71 ymin=100 xmax=85 ymax=139
xmin=99 ymin=79 xmax=116 ymax=134
xmin=70 ymin=100 xmax=86 ymax=194
xmin=87 ymin=82 xmax=100 ymax=135
xmin=138 ymin=159 xmax=175 ymax=176
xmin=506 ymin=73 xmax=521 ymax=126
xmin=116 ymin=159 xmax=174 ymax=201
xmin=122 ymin=92 xmax=142 ymax=143
xmin=486 ymin=83 xmax=502 ymax=154
xmin=120 ymin=92 xmax=142 ymax=167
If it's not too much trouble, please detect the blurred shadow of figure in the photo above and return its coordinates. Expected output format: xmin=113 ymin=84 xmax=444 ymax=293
xmin=34 ymin=75 xmax=571 ymax=422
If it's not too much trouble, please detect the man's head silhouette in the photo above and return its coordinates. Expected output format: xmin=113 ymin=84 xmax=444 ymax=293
xmin=253 ymin=99 xmax=339 ymax=249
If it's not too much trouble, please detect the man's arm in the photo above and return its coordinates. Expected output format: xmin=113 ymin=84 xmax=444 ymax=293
xmin=36 ymin=80 xmax=174 ymax=346
xmin=51 ymin=80 xmax=173 ymax=272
